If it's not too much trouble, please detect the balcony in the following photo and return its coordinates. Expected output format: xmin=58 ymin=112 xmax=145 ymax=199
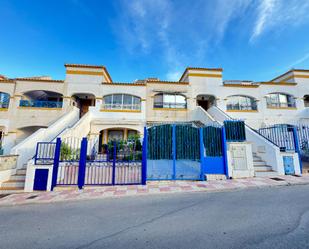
xmin=101 ymin=103 xmax=141 ymax=112
xmin=153 ymin=102 xmax=187 ymax=109
xmin=0 ymin=102 xmax=9 ymax=109
xmin=19 ymin=100 xmax=63 ymax=109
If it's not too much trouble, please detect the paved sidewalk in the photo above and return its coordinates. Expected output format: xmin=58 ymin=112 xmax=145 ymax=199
xmin=0 ymin=175 xmax=309 ymax=207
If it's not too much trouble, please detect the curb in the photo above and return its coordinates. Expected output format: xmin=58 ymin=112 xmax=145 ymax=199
xmin=0 ymin=179 xmax=308 ymax=207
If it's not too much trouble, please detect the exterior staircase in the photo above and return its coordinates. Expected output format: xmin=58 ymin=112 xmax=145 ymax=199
xmin=253 ymin=152 xmax=277 ymax=177
xmin=0 ymin=168 xmax=26 ymax=193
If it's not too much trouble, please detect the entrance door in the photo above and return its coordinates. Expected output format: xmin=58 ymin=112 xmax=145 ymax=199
xmin=80 ymin=99 xmax=92 ymax=117
xmin=72 ymin=94 xmax=96 ymax=118
xmin=197 ymin=100 xmax=210 ymax=111
xmin=196 ymin=95 xmax=216 ymax=111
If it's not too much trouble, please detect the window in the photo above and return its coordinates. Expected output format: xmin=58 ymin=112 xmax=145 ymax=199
xmin=153 ymin=93 xmax=187 ymax=109
xmin=0 ymin=92 xmax=10 ymax=109
xmin=103 ymin=94 xmax=141 ymax=110
xmin=226 ymin=95 xmax=257 ymax=111
xmin=265 ymin=93 xmax=296 ymax=108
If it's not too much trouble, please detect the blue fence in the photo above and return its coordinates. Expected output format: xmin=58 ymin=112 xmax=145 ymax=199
xmin=224 ymin=120 xmax=246 ymax=142
xmin=19 ymin=100 xmax=63 ymax=108
xmin=296 ymin=124 xmax=309 ymax=162
xmin=50 ymin=136 xmax=147 ymax=189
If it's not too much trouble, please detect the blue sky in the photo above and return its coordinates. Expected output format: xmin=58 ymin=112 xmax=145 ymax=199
xmin=1 ymin=0 xmax=309 ymax=82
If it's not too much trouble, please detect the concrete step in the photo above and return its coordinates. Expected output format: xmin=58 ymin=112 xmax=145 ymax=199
xmin=10 ymin=174 xmax=26 ymax=181
xmin=16 ymin=168 xmax=27 ymax=175
xmin=253 ymin=161 xmax=268 ymax=166
xmin=254 ymin=170 xmax=278 ymax=177
xmin=1 ymin=180 xmax=25 ymax=188
xmin=0 ymin=187 xmax=24 ymax=193
xmin=254 ymin=165 xmax=273 ymax=171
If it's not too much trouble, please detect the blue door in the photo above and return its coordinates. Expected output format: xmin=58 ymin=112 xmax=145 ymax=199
xmin=202 ymin=126 xmax=226 ymax=175
xmin=283 ymin=156 xmax=295 ymax=175
xmin=33 ymin=169 xmax=49 ymax=191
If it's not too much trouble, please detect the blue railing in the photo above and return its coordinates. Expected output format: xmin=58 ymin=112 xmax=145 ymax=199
xmin=19 ymin=100 xmax=63 ymax=108
xmin=0 ymin=102 xmax=9 ymax=109
xmin=34 ymin=142 xmax=57 ymax=165
xmin=258 ymin=124 xmax=295 ymax=152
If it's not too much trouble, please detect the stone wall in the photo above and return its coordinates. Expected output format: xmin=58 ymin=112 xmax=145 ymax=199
xmin=0 ymin=155 xmax=18 ymax=171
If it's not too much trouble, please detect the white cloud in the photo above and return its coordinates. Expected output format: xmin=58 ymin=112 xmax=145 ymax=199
xmin=288 ymin=53 xmax=309 ymax=68
xmin=250 ymin=0 xmax=276 ymax=41
xmin=250 ymin=0 xmax=309 ymax=42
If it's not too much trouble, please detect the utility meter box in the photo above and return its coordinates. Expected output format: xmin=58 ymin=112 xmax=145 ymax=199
xmin=228 ymin=142 xmax=255 ymax=178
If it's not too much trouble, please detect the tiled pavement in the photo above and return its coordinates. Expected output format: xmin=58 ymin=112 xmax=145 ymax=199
xmin=1 ymin=175 xmax=309 ymax=207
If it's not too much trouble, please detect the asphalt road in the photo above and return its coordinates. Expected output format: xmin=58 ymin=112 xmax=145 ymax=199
xmin=1 ymin=185 xmax=309 ymax=249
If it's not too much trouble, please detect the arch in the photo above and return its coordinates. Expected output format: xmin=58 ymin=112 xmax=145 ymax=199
xmin=304 ymin=95 xmax=309 ymax=107
xmin=21 ymin=89 xmax=63 ymax=96
xmin=98 ymin=127 xmax=141 ymax=153
xmin=196 ymin=94 xmax=216 ymax=111
xmin=0 ymin=127 xmax=4 ymax=154
xmin=16 ymin=125 xmax=47 ymax=144
xmin=20 ymin=90 xmax=63 ymax=108
xmin=0 ymin=92 xmax=10 ymax=109
xmin=71 ymin=93 xmax=96 ymax=117
xmin=265 ymin=92 xmax=296 ymax=108
xmin=102 ymin=93 xmax=141 ymax=110
xmin=153 ymin=92 xmax=187 ymax=109
xmin=226 ymin=95 xmax=258 ymax=111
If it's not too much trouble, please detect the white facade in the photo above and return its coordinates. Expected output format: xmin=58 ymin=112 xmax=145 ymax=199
xmin=0 ymin=64 xmax=308 ymax=188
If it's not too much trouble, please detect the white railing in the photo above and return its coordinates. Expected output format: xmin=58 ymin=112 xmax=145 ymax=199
xmin=101 ymin=104 xmax=141 ymax=111
xmin=10 ymin=107 xmax=79 ymax=169
xmin=189 ymin=106 xmax=218 ymax=125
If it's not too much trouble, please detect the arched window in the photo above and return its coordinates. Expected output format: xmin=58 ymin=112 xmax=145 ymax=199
xmin=103 ymin=94 xmax=141 ymax=110
xmin=265 ymin=93 xmax=296 ymax=108
xmin=0 ymin=92 xmax=10 ymax=109
xmin=226 ymin=95 xmax=257 ymax=111
xmin=20 ymin=91 xmax=63 ymax=108
xmin=154 ymin=93 xmax=187 ymax=109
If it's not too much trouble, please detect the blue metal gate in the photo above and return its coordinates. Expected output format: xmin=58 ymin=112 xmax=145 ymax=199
xmin=201 ymin=125 xmax=227 ymax=175
xmin=147 ymin=123 xmax=229 ymax=180
xmin=83 ymin=137 xmax=144 ymax=186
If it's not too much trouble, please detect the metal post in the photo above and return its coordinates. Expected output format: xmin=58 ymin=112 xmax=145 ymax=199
xmin=51 ymin=138 xmax=61 ymax=191
xmin=78 ymin=137 xmax=88 ymax=189
xmin=292 ymin=127 xmax=303 ymax=174
xmin=34 ymin=142 xmax=39 ymax=165
xmin=221 ymin=126 xmax=229 ymax=178
xmin=112 ymin=141 xmax=116 ymax=185
xmin=172 ymin=124 xmax=176 ymax=180
xmin=199 ymin=128 xmax=205 ymax=180
xmin=141 ymin=127 xmax=147 ymax=185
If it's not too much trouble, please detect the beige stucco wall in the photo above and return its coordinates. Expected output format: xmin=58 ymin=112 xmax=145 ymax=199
xmin=146 ymin=82 xmax=190 ymax=123
xmin=1 ymin=65 xmax=309 ymax=154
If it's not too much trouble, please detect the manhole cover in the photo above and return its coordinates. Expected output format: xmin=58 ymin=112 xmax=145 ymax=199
xmin=26 ymin=195 xmax=38 ymax=200
xmin=270 ymin=177 xmax=285 ymax=181
xmin=0 ymin=194 xmax=10 ymax=199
